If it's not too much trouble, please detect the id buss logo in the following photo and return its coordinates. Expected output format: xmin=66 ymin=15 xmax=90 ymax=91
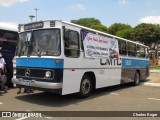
xmin=1 ymin=112 xmax=42 ymax=118
xmin=2 ymin=112 xmax=11 ymax=117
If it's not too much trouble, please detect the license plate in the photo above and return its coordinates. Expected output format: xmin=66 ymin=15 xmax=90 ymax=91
xmin=21 ymin=80 xmax=30 ymax=86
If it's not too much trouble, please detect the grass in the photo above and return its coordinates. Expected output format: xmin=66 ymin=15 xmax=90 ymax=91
xmin=150 ymin=65 xmax=160 ymax=70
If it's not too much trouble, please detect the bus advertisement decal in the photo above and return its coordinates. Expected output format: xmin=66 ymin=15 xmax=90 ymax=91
xmin=82 ymin=32 xmax=119 ymax=59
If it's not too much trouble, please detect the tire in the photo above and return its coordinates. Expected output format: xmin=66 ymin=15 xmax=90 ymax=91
xmin=133 ymin=71 xmax=140 ymax=86
xmin=78 ymin=75 xmax=92 ymax=98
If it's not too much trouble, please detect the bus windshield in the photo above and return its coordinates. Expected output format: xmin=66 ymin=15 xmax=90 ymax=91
xmin=17 ymin=29 xmax=61 ymax=56
xmin=16 ymin=31 xmax=31 ymax=56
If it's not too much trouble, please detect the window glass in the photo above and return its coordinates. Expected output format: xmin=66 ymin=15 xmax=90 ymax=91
xmin=5 ymin=32 xmax=17 ymax=41
xmin=16 ymin=32 xmax=31 ymax=56
xmin=118 ymin=39 xmax=127 ymax=55
xmin=0 ymin=30 xmax=17 ymax=40
xmin=17 ymin=29 xmax=61 ymax=56
xmin=64 ymin=29 xmax=80 ymax=57
xmin=127 ymin=42 xmax=136 ymax=57
xmin=31 ymin=29 xmax=61 ymax=56
xmin=0 ymin=30 xmax=6 ymax=41
xmin=137 ymin=45 xmax=145 ymax=58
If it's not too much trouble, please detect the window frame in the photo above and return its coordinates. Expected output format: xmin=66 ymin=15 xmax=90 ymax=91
xmin=118 ymin=39 xmax=127 ymax=56
xmin=136 ymin=44 xmax=146 ymax=58
xmin=64 ymin=29 xmax=80 ymax=58
xmin=127 ymin=42 xmax=137 ymax=57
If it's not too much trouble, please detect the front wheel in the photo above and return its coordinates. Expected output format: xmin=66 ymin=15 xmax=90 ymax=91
xmin=78 ymin=75 xmax=92 ymax=98
xmin=133 ymin=71 xmax=140 ymax=86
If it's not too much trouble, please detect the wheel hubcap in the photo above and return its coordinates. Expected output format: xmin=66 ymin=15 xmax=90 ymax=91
xmin=82 ymin=79 xmax=90 ymax=94
xmin=135 ymin=73 xmax=139 ymax=84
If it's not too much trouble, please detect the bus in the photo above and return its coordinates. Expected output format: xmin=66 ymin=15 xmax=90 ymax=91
xmin=12 ymin=20 xmax=150 ymax=98
xmin=0 ymin=23 xmax=18 ymax=87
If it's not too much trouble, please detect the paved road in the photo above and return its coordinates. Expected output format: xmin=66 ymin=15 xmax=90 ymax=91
xmin=0 ymin=82 xmax=160 ymax=120
xmin=148 ymin=70 xmax=160 ymax=83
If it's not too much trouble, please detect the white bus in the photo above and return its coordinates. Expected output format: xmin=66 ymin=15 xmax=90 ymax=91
xmin=12 ymin=20 xmax=150 ymax=98
xmin=0 ymin=23 xmax=18 ymax=87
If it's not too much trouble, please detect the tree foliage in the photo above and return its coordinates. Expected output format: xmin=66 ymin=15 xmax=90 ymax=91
xmin=71 ymin=18 xmax=107 ymax=32
xmin=71 ymin=17 xmax=160 ymax=48
xmin=90 ymin=24 xmax=107 ymax=32
xmin=107 ymin=23 xmax=132 ymax=35
xmin=116 ymin=29 xmax=132 ymax=39
xmin=131 ymin=23 xmax=160 ymax=47
xmin=71 ymin=18 xmax=101 ymax=28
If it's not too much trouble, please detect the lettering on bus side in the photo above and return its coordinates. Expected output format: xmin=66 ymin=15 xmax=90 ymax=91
xmin=100 ymin=58 xmax=121 ymax=66
xmin=125 ymin=60 xmax=132 ymax=66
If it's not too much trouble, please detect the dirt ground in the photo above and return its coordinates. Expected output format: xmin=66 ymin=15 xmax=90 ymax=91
xmin=147 ymin=71 xmax=160 ymax=83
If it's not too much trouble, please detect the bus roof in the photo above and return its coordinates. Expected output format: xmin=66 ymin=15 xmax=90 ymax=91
xmin=20 ymin=20 xmax=149 ymax=48
xmin=0 ymin=22 xmax=18 ymax=32
xmin=61 ymin=20 xmax=149 ymax=48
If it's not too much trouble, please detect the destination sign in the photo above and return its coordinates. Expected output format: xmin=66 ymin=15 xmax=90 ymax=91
xmin=24 ymin=22 xmax=44 ymax=30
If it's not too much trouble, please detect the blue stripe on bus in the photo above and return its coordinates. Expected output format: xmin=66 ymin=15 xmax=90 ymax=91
xmin=16 ymin=58 xmax=64 ymax=68
xmin=122 ymin=58 xmax=150 ymax=68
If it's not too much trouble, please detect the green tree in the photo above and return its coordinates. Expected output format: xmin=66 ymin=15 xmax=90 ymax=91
xmin=116 ymin=29 xmax=132 ymax=39
xmin=131 ymin=23 xmax=160 ymax=47
xmin=71 ymin=18 xmax=107 ymax=32
xmin=71 ymin=18 xmax=101 ymax=28
xmin=90 ymin=24 xmax=107 ymax=32
xmin=108 ymin=23 xmax=132 ymax=35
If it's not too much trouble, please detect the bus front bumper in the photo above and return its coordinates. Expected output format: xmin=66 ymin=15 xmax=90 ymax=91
xmin=12 ymin=77 xmax=62 ymax=89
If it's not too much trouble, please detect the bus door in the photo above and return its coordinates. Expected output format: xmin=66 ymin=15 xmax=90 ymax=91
xmin=62 ymin=28 xmax=82 ymax=95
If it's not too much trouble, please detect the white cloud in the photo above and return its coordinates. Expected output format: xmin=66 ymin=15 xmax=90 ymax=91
xmin=139 ymin=16 xmax=160 ymax=24
xmin=118 ymin=0 xmax=128 ymax=4
xmin=0 ymin=0 xmax=29 ymax=7
xmin=71 ymin=4 xmax=85 ymax=11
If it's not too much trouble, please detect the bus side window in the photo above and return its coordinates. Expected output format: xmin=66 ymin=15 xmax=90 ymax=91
xmin=64 ymin=29 xmax=80 ymax=58
xmin=137 ymin=45 xmax=145 ymax=58
xmin=127 ymin=42 xmax=136 ymax=57
xmin=0 ymin=30 xmax=7 ymax=43
xmin=118 ymin=39 xmax=127 ymax=56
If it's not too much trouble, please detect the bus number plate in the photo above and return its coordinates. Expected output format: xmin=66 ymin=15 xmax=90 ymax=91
xmin=21 ymin=80 xmax=30 ymax=86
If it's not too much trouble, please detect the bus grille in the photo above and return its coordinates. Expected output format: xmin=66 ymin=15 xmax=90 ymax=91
xmin=16 ymin=67 xmax=54 ymax=79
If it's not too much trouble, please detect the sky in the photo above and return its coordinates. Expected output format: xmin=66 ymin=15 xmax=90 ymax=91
xmin=0 ymin=0 xmax=160 ymax=28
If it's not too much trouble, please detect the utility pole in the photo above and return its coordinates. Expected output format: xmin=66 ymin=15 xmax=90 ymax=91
xmin=35 ymin=8 xmax=39 ymax=21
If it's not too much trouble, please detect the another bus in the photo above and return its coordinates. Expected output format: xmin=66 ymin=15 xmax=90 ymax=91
xmin=0 ymin=23 xmax=18 ymax=87
xmin=12 ymin=20 xmax=150 ymax=97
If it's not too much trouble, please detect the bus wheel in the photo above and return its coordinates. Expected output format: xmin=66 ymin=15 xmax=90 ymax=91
xmin=133 ymin=71 xmax=140 ymax=86
xmin=78 ymin=75 xmax=92 ymax=98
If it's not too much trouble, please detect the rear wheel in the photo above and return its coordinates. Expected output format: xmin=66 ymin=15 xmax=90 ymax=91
xmin=133 ymin=71 xmax=140 ymax=86
xmin=78 ymin=75 xmax=92 ymax=98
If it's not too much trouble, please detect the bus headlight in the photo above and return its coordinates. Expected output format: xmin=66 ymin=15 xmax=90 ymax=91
xmin=45 ymin=71 xmax=52 ymax=78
